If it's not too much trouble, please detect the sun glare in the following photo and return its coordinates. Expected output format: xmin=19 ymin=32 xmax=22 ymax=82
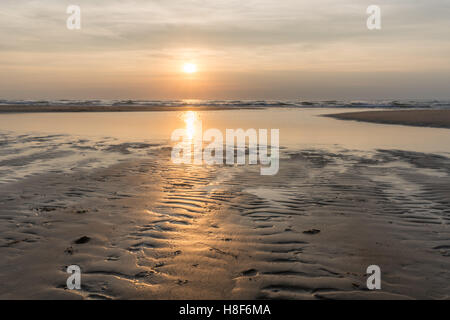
xmin=183 ymin=63 xmax=197 ymax=74
xmin=183 ymin=111 xmax=198 ymax=140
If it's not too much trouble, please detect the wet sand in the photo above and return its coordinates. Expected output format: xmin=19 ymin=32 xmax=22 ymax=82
xmin=0 ymin=135 xmax=449 ymax=299
xmin=325 ymin=110 xmax=450 ymax=129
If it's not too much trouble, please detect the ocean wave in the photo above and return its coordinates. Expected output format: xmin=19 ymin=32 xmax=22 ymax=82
xmin=0 ymin=99 xmax=449 ymax=109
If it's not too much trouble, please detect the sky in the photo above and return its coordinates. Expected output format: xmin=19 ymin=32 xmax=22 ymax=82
xmin=0 ymin=0 xmax=449 ymax=100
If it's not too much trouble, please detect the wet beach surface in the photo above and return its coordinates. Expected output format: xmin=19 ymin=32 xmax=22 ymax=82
xmin=0 ymin=134 xmax=449 ymax=299
xmin=0 ymin=108 xmax=449 ymax=299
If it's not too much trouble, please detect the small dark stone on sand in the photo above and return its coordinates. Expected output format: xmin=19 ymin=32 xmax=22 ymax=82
xmin=74 ymin=236 xmax=91 ymax=244
xmin=64 ymin=246 xmax=74 ymax=255
xmin=35 ymin=206 xmax=57 ymax=212
xmin=303 ymin=229 xmax=321 ymax=235
xmin=135 ymin=271 xmax=154 ymax=278
xmin=242 ymin=269 xmax=258 ymax=277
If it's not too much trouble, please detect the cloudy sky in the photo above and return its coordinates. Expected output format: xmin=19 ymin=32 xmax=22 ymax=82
xmin=1 ymin=0 xmax=449 ymax=100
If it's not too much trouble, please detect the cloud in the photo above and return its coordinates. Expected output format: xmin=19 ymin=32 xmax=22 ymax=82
xmin=0 ymin=0 xmax=449 ymax=98
xmin=1 ymin=0 xmax=448 ymax=51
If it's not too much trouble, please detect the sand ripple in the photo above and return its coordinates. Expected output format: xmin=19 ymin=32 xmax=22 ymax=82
xmin=0 ymin=139 xmax=449 ymax=299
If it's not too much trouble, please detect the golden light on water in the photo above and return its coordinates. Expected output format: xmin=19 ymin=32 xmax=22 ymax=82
xmin=183 ymin=111 xmax=198 ymax=140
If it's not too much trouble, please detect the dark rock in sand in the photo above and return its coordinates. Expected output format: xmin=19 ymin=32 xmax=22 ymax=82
xmin=241 ymin=269 xmax=258 ymax=277
xmin=64 ymin=246 xmax=74 ymax=255
xmin=135 ymin=271 xmax=154 ymax=278
xmin=303 ymin=229 xmax=321 ymax=235
xmin=73 ymin=236 xmax=91 ymax=244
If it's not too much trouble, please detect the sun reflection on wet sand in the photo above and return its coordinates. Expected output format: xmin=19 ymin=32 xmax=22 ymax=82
xmin=183 ymin=111 xmax=198 ymax=140
xmin=1 ymin=110 xmax=450 ymax=299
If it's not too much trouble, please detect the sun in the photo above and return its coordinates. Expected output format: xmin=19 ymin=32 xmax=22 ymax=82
xmin=182 ymin=63 xmax=197 ymax=74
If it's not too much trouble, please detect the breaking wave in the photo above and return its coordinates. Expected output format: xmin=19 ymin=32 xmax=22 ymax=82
xmin=1 ymin=99 xmax=450 ymax=109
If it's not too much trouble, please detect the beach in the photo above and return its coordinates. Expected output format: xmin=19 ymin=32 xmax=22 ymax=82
xmin=2 ymin=0 xmax=450 ymax=305
xmin=0 ymin=108 xmax=449 ymax=299
xmin=325 ymin=110 xmax=450 ymax=129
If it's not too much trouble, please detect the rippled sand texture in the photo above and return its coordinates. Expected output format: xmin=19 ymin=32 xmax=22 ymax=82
xmin=0 ymin=136 xmax=449 ymax=299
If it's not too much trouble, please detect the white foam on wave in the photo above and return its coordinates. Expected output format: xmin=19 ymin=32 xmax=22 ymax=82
xmin=1 ymin=99 xmax=450 ymax=109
